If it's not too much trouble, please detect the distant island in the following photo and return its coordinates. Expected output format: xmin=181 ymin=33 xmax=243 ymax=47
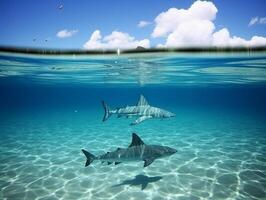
xmin=136 ymin=46 xmax=146 ymax=50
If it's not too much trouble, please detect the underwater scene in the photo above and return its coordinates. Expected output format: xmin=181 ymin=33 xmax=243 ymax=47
xmin=0 ymin=51 xmax=266 ymax=200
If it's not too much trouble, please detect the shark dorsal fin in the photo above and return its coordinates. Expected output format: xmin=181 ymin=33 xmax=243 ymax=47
xmin=137 ymin=95 xmax=149 ymax=106
xmin=129 ymin=133 xmax=145 ymax=147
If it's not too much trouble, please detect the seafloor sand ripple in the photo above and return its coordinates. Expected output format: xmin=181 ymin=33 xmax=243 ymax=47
xmin=0 ymin=110 xmax=265 ymax=200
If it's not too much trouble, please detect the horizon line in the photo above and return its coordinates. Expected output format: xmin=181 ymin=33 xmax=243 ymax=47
xmin=0 ymin=45 xmax=266 ymax=55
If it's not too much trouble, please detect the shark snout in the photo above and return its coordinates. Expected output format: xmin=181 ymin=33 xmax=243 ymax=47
xmin=165 ymin=146 xmax=177 ymax=156
xmin=170 ymin=148 xmax=177 ymax=154
xmin=170 ymin=112 xmax=175 ymax=117
xmin=162 ymin=111 xmax=175 ymax=118
xmin=166 ymin=112 xmax=175 ymax=118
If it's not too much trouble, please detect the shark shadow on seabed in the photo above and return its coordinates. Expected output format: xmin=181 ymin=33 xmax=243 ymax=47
xmin=112 ymin=174 xmax=163 ymax=190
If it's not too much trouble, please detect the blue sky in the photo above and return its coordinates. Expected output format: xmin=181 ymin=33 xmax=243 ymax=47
xmin=0 ymin=0 xmax=266 ymax=49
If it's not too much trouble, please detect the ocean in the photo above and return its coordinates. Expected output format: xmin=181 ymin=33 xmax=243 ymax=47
xmin=0 ymin=51 xmax=265 ymax=200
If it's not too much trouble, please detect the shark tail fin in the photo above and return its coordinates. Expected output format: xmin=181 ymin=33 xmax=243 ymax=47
xmin=81 ymin=149 xmax=96 ymax=167
xmin=102 ymin=101 xmax=112 ymax=122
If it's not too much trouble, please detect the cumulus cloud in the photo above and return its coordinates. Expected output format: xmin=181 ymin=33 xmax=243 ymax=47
xmin=83 ymin=30 xmax=150 ymax=50
xmin=56 ymin=29 xmax=78 ymax=38
xmin=138 ymin=21 xmax=151 ymax=28
xmin=152 ymin=0 xmax=266 ymax=47
xmin=213 ymin=28 xmax=266 ymax=46
xmin=166 ymin=19 xmax=215 ymax=47
xmin=249 ymin=17 xmax=266 ymax=26
xmin=152 ymin=1 xmax=217 ymax=38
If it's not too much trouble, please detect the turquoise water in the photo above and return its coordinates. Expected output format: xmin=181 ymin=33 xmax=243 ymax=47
xmin=0 ymin=52 xmax=266 ymax=200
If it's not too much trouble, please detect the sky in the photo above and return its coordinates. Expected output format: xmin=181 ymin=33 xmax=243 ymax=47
xmin=0 ymin=0 xmax=266 ymax=49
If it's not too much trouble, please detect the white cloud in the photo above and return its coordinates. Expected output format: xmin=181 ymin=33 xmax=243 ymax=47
xmin=259 ymin=17 xmax=266 ymax=24
xmin=249 ymin=17 xmax=259 ymax=26
xmin=152 ymin=0 xmax=266 ymax=47
xmin=156 ymin=43 xmax=165 ymax=48
xmin=152 ymin=1 xmax=217 ymax=38
xmin=212 ymin=28 xmax=266 ymax=47
xmin=56 ymin=29 xmax=78 ymax=38
xmin=213 ymin=28 xmax=266 ymax=46
xmin=249 ymin=36 xmax=266 ymax=46
xmin=166 ymin=19 xmax=215 ymax=47
xmin=83 ymin=30 xmax=150 ymax=50
xmin=138 ymin=21 xmax=151 ymax=28
xmin=249 ymin=17 xmax=266 ymax=26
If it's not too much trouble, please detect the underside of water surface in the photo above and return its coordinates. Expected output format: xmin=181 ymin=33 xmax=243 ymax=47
xmin=0 ymin=51 xmax=266 ymax=200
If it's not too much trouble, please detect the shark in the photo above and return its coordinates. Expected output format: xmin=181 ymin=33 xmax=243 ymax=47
xmin=102 ymin=95 xmax=175 ymax=125
xmin=81 ymin=133 xmax=177 ymax=168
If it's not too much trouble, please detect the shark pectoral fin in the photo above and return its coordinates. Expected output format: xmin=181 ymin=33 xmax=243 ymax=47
xmin=141 ymin=182 xmax=148 ymax=190
xmin=143 ymin=158 xmax=155 ymax=167
xmin=130 ymin=116 xmax=152 ymax=125
xmin=115 ymin=162 xmax=122 ymax=165
xmin=107 ymin=162 xmax=112 ymax=165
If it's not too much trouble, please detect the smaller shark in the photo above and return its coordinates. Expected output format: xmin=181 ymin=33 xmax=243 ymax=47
xmin=102 ymin=95 xmax=175 ymax=125
xmin=81 ymin=133 xmax=177 ymax=168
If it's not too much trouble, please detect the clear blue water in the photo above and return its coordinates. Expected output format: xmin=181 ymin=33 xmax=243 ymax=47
xmin=0 ymin=52 xmax=266 ymax=200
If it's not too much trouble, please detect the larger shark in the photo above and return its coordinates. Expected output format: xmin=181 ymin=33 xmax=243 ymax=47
xmin=102 ymin=95 xmax=175 ymax=125
xmin=82 ymin=133 xmax=177 ymax=168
